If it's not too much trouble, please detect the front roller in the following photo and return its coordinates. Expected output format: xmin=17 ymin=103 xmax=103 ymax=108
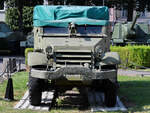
xmin=104 ymin=79 xmax=117 ymax=107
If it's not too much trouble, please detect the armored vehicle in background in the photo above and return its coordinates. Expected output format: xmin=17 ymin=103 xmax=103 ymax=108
xmin=0 ymin=22 xmax=25 ymax=54
xmin=28 ymin=5 xmax=120 ymax=107
xmin=112 ymin=12 xmax=150 ymax=45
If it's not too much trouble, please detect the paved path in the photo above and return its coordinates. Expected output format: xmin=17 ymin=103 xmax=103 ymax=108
xmin=118 ymin=69 xmax=150 ymax=77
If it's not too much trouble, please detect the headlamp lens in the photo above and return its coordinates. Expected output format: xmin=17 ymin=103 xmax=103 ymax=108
xmin=46 ymin=46 xmax=52 ymax=53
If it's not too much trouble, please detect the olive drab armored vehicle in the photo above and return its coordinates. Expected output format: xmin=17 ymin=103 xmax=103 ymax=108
xmin=28 ymin=5 xmax=121 ymax=107
xmin=112 ymin=12 xmax=150 ymax=45
xmin=0 ymin=22 xmax=25 ymax=54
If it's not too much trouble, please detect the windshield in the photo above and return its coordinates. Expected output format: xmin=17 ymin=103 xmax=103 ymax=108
xmin=44 ymin=27 xmax=68 ymax=34
xmin=43 ymin=25 xmax=102 ymax=34
xmin=77 ymin=25 xmax=102 ymax=34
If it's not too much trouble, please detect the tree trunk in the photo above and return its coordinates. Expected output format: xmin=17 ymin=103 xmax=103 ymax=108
xmin=16 ymin=0 xmax=23 ymax=32
xmin=127 ymin=0 xmax=134 ymax=21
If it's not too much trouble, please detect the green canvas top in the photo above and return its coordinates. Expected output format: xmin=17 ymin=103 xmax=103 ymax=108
xmin=33 ymin=5 xmax=109 ymax=27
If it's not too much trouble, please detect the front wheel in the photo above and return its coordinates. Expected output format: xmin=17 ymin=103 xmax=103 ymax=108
xmin=104 ymin=79 xmax=117 ymax=107
xmin=29 ymin=76 xmax=42 ymax=106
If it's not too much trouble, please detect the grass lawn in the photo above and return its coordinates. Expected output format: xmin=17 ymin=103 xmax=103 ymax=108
xmin=119 ymin=75 xmax=150 ymax=112
xmin=0 ymin=72 xmax=150 ymax=113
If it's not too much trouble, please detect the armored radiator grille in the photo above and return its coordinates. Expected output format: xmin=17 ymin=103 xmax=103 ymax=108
xmin=55 ymin=52 xmax=92 ymax=67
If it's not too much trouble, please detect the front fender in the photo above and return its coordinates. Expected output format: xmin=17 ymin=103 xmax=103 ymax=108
xmin=28 ymin=52 xmax=47 ymax=66
xmin=100 ymin=52 xmax=121 ymax=65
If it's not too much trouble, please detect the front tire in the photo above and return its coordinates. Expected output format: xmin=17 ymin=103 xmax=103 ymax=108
xmin=104 ymin=79 xmax=117 ymax=107
xmin=29 ymin=76 xmax=42 ymax=106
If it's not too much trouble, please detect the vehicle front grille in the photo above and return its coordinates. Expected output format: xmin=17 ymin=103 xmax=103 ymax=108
xmin=55 ymin=51 xmax=92 ymax=67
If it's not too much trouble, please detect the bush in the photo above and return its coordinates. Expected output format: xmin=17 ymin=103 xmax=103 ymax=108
xmin=25 ymin=48 xmax=34 ymax=65
xmin=111 ymin=45 xmax=150 ymax=68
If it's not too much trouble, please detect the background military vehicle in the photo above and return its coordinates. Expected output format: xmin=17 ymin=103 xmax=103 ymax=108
xmin=0 ymin=21 xmax=25 ymax=54
xmin=112 ymin=12 xmax=150 ymax=45
xmin=28 ymin=5 xmax=121 ymax=107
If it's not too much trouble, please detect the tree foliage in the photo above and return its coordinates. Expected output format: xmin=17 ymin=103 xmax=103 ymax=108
xmin=5 ymin=8 xmax=20 ymax=31
xmin=136 ymin=0 xmax=149 ymax=12
xmin=48 ymin=0 xmax=103 ymax=5
xmin=5 ymin=0 xmax=43 ymax=33
xmin=5 ymin=0 xmax=43 ymax=8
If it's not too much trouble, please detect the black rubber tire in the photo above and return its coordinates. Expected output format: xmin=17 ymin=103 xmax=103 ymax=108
xmin=104 ymin=79 xmax=117 ymax=107
xmin=29 ymin=76 xmax=42 ymax=106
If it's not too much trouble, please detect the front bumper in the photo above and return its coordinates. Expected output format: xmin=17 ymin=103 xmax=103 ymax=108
xmin=30 ymin=67 xmax=117 ymax=81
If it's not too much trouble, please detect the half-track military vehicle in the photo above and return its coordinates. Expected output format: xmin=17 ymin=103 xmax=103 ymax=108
xmin=112 ymin=12 xmax=150 ymax=45
xmin=28 ymin=5 xmax=121 ymax=107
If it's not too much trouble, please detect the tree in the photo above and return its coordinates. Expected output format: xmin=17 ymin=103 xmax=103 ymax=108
xmin=127 ymin=0 xmax=134 ymax=21
xmin=5 ymin=0 xmax=43 ymax=33
xmin=0 ymin=0 xmax=5 ymax=10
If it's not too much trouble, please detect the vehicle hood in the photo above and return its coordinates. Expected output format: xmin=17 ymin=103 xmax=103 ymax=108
xmin=42 ymin=37 xmax=105 ymax=52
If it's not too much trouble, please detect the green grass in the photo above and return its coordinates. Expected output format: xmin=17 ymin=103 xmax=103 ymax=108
xmin=0 ymin=72 xmax=29 ymax=113
xmin=0 ymin=72 xmax=90 ymax=113
xmin=1 ymin=72 xmax=150 ymax=113
xmin=118 ymin=75 xmax=150 ymax=112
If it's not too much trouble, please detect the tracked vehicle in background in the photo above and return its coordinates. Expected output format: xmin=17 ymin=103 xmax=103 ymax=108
xmin=112 ymin=12 xmax=150 ymax=45
xmin=28 ymin=5 xmax=121 ymax=107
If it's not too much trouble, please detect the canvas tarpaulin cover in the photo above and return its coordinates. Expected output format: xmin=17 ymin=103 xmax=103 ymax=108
xmin=33 ymin=5 xmax=109 ymax=27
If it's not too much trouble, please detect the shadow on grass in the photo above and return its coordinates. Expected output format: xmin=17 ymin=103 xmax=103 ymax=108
xmin=119 ymin=80 xmax=150 ymax=112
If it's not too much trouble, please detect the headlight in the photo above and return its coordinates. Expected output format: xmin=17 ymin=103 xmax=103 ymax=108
xmin=46 ymin=46 xmax=52 ymax=53
xmin=96 ymin=48 xmax=102 ymax=55
xmin=95 ymin=46 xmax=102 ymax=55
xmin=94 ymin=46 xmax=103 ymax=60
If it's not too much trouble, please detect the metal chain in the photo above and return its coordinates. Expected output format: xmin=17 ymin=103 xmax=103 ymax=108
xmin=0 ymin=59 xmax=22 ymax=77
xmin=0 ymin=63 xmax=10 ymax=77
